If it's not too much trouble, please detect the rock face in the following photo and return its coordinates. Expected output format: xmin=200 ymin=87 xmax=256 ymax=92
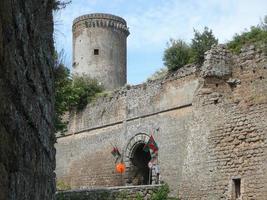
xmin=0 ymin=0 xmax=55 ymax=200
xmin=56 ymin=44 xmax=267 ymax=199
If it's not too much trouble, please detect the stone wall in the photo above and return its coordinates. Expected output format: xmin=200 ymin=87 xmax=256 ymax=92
xmin=56 ymin=185 xmax=161 ymax=200
xmin=178 ymin=44 xmax=267 ymax=199
xmin=0 ymin=0 xmax=55 ymax=199
xmin=56 ymin=45 xmax=267 ymax=199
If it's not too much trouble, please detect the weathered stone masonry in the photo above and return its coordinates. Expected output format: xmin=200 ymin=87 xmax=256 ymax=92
xmin=0 ymin=0 xmax=55 ymax=199
xmin=72 ymin=13 xmax=129 ymax=90
xmin=56 ymin=44 xmax=267 ymax=199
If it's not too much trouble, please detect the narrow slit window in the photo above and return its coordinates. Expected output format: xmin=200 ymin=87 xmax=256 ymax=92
xmin=94 ymin=49 xmax=99 ymax=55
xmin=233 ymin=178 xmax=241 ymax=199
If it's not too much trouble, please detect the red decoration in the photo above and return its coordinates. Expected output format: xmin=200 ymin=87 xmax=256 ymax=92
xmin=116 ymin=163 xmax=126 ymax=174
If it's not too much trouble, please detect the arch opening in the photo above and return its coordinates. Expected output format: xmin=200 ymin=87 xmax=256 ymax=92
xmin=130 ymin=143 xmax=151 ymax=185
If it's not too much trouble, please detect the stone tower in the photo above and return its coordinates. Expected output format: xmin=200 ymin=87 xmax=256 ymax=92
xmin=72 ymin=13 xmax=130 ymax=90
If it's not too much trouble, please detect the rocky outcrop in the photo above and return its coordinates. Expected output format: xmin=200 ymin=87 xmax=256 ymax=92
xmin=0 ymin=0 xmax=55 ymax=199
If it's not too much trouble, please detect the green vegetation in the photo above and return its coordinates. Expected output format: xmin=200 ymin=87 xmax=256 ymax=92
xmin=163 ymin=15 xmax=267 ymax=72
xmin=56 ymin=180 xmax=71 ymax=191
xmin=227 ymin=15 xmax=267 ymax=53
xmin=163 ymin=27 xmax=217 ymax=71
xmin=163 ymin=39 xmax=191 ymax=71
xmin=151 ymin=184 xmax=179 ymax=200
xmin=190 ymin=27 xmax=218 ymax=64
xmin=135 ymin=193 xmax=143 ymax=200
xmin=54 ymin=53 xmax=103 ymax=131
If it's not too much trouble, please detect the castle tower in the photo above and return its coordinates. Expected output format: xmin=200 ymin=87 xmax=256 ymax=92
xmin=72 ymin=13 xmax=130 ymax=90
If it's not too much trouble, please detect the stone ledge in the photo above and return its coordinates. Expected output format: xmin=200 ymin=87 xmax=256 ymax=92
xmin=56 ymin=185 xmax=162 ymax=200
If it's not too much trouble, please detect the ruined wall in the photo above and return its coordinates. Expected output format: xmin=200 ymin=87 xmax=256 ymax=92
xmin=56 ymin=66 xmax=198 ymax=193
xmin=179 ymin=45 xmax=267 ymax=199
xmin=0 ymin=0 xmax=55 ymax=200
xmin=56 ymin=185 xmax=161 ymax=200
xmin=56 ymin=45 xmax=267 ymax=199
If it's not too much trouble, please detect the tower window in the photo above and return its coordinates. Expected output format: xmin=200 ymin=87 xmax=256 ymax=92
xmin=232 ymin=178 xmax=241 ymax=199
xmin=94 ymin=49 xmax=99 ymax=55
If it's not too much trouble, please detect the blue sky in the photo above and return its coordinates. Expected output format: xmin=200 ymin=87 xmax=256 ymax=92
xmin=54 ymin=0 xmax=267 ymax=84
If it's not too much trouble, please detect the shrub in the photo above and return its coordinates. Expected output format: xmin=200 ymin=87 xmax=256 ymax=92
xmin=227 ymin=16 xmax=267 ymax=53
xmin=190 ymin=27 xmax=218 ymax=64
xmin=71 ymin=75 xmax=103 ymax=110
xmin=163 ymin=27 xmax=217 ymax=71
xmin=56 ymin=180 xmax=71 ymax=191
xmin=54 ymin=53 xmax=103 ymax=131
xmin=136 ymin=193 xmax=143 ymax=200
xmin=163 ymin=39 xmax=191 ymax=71
xmin=151 ymin=184 xmax=170 ymax=200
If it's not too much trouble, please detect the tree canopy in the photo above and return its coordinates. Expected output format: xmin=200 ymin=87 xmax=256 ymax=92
xmin=163 ymin=27 xmax=218 ymax=71
xmin=163 ymin=39 xmax=191 ymax=71
xmin=190 ymin=27 xmax=218 ymax=64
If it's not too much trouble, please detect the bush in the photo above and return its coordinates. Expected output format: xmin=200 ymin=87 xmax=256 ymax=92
xmin=190 ymin=27 xmax=218 ymax=64
xmin=163 ymin=39 xmax=191 ymax=71
xmin=54 ymin=53 xmax=103 ymax=131
xmin=227 ymin=16 xmax=267 ymax=53
xmin=71 ymin=75 xmax=103 ymax=110
xmin=56 ymin=180 xmax=71 ymax=191
xmin=151 ymin=184 xmax=170 ymax=200
xmin=163 ymin=27 xmax=217 ymax=71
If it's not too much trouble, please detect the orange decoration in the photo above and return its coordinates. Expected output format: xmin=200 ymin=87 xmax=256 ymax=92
xmin=116 ymin=162 xmax=126 ymax=174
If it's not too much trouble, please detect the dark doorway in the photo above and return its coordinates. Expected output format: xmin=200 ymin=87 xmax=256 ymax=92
xmin=233 ymin=178 xmax=241 ymax=199
xmin=131 ymin=143 xmax=151 ymax=185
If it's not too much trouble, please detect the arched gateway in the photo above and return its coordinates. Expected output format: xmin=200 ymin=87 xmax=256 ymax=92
xmin=124 ymin=133 xmax=156 ymax=185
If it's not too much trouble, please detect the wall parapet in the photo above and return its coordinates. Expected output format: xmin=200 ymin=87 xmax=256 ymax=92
xmin=73 ymin=13 xmax=130 ymax=36
xmin=56 ymin=185 xmax=162 ymax=200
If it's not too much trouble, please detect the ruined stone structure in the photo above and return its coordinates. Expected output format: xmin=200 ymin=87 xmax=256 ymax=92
xmin=56 ymin=13 xmax=267 ymax=200
xmin=0 ymin=0 xmax=55 ymax=199
xmin=56 ymin=43 xmax=267 ymax=199
xmin=72 ymin=13 xmax=129 ymax=90
xmin=56 ymin=185 xmax=161 ymax=200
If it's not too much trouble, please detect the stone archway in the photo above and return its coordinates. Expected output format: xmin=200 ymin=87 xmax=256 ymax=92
xmin=124 ymin=133 xmax=152 ymax=185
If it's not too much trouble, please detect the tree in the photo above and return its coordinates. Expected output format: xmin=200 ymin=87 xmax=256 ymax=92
xmin=163 ymin=39 xmax=191 ymax=71
xmin=54 ymin=62 xmax=72 ymax=131
xmin=54 ymin=53 xmax=103 ymax=131
xmin=191 ymin=27 xmax=218 ymax=64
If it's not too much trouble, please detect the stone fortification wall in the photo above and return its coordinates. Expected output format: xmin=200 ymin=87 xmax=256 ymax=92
xmin=56 ymin=45 xmax=267 ymax=199
xmin=56 ymin=66 xmax=198 ymax=194
xmin=178 ymin=44 xmax=267 ymax=199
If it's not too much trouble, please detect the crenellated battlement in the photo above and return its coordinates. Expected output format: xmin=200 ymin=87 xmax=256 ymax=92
xmin=73 ymin=13 xmax=129 ymax=36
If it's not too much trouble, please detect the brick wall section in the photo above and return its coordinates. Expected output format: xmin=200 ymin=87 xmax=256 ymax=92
xmin=0 ymin=0 xmax=55 ymax=199
xmin=178 ymin=45 xmax=267 ymax=199
xmin=56 ymin=45 xmax=267 ymax=199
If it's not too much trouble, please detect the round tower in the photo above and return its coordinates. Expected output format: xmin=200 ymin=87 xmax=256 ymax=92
xmin=72 ymin=13 xmax=130 ymax=90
